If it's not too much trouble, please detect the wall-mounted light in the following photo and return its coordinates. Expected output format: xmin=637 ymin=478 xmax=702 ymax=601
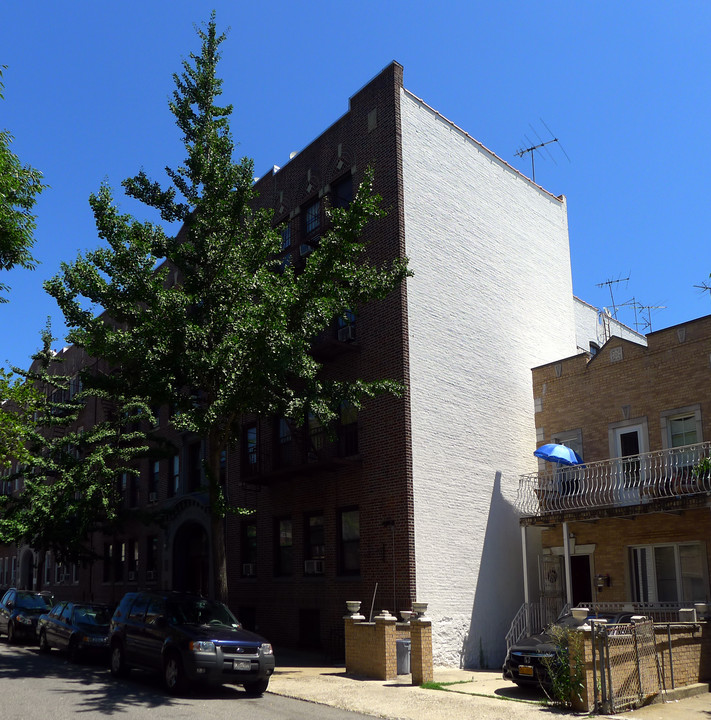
xmin=595 ymin=574 xmax=611 ymax=590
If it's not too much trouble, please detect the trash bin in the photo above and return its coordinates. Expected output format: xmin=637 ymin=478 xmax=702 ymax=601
xmin=396 ymin=638 xmax=411 ymax=675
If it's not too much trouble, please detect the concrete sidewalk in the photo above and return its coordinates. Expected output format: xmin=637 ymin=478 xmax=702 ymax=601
xmin=268 ymin=655 xmax=710 ymax=720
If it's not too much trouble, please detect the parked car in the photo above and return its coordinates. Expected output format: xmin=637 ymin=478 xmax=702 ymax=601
xmin=0 ymin=588 xmax=53 ymax=644
xmin=503 ymin=609 xmax=635 ymax=690
xmin=37 ymin=601 xmax=112 ymax=661
xmin=108 ymin=591 xmax=275 ymax=694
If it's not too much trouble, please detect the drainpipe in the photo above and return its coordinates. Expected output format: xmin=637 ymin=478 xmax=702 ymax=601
xmin=521 ymin=525 xmax=530 ymax=634
xmin=563 ymin=521 xmax=573 ymax=607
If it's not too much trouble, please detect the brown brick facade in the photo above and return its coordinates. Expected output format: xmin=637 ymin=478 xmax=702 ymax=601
xmin=0 ymin=63 xmax=418 ymax=658
xmin=528 ymin=314 xmax=711 ymax=609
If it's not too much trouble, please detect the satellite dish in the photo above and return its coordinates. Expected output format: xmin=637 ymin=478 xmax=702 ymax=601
xmin=289 ymin=151 xmax=298 ymax=159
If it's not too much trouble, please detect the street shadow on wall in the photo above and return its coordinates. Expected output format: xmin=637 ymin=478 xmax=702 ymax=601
xmin=463 ymin=470 xmax=523 ymax=669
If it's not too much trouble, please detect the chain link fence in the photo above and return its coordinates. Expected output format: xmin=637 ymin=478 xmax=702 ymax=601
xmin=592 ymin=618 xmax=661 ymax=713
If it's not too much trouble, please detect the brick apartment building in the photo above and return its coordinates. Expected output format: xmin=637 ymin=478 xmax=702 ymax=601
xmin=0 ymin=62 xmax=626 ymax=667
xmin=514 ymin=314 xmax=711 ymax=637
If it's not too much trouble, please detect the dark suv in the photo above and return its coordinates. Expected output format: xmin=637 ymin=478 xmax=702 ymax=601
xmin=108 ymin=591 xmax=275 ymax=694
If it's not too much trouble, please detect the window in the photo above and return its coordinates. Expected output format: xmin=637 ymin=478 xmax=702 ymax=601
xmin=275 ymin=418 xmax=293 ymax=469
xmin=150 ymin=461 xmax=160 ymax=494
xmin=146 ymin=535 xmax=158 ymax=575
xmin=129 ymin=473 xmax=140 ymax=507
xmin=170 ymin=454 xmax=180 ymax=496
xmin=340 ymin=402 xmax=358 ymax=456
xmin=670 ymin=414 xmax=698 ymax=448
xmin=308 ymin=412 xmax=325 ymax=456
xmin=274 ymin=517 xmax=293 ymax=576
xmin=281 ymin=222 xmax=291 ymax=250
xmin=304 ymin=200 xmax=320 ymax=234
xmin=338 ymin=508 xmax=360 ymax=575
xmin=661 ymin=405 xmax=702 ymax=450
xmin=332 ymin=174 xmax=353 ymax=209
xmin=103 ymin=543 xmax=112 ymax=582
xmin=219 ymin=449 xmax=227 ymax=485
xmin=242 ymin=522 xmax=257 ymax=575
xmin=630 ymin=542 xmax=707 ymax=603
xmin=119 ymin=472 xmax=128 ymax=504
xmin=304 ymin=514 xmax=325 ymax=570
xmin=115 ymin=541 xmax=126 ymax=582
xmin=243 ymin=424 xmax=258 ymax=476
xmin=589 ymin=342 xmax=600 ymax=356
xmin=128 ymin=539 xmax=138 ymax=576
xmin=187 ymin=442 xmax=201 ymax=491
xmin=44 ymin=552 xmax=51 ymax=586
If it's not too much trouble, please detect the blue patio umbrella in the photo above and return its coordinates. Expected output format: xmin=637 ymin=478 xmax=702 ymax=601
xmin=534 ymin=443 xmax=583 ymax=466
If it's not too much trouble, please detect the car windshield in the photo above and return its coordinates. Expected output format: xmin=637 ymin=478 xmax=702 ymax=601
xmin=74 ymin=606 xmax=111 ymax=626
xmin=16 ymin=593 xmax=52 ymax=611
xmin=165 ymin=598 xmax=240 ymax=628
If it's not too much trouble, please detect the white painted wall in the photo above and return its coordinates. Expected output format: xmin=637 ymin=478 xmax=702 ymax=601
xmin=573 ymin=297 xmax=647 ymax=352
xmin=399 ymin=89 xmax=579 ymax=667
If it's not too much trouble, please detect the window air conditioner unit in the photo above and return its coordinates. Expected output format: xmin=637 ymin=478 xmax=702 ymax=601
xmin=148 ymin=491 xmax=158 ymax=503
xmin=304 ymin=559 xmax=324 ymax=575
xmin=299 ymin=243 xmax=313 ymax=257
xmin=146 ymin=570 xmax=155 ymax=581
xmin=242 ymin=563 xmax=256 ymax=577
xmin=127 ymin=571 xmax=136 ymax=581
xmin=337 ymin=325 xmax=355 ymax=342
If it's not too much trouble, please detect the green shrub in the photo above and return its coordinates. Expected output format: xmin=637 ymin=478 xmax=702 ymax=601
xmin=541 ymin=626 xmax=584 ymax=707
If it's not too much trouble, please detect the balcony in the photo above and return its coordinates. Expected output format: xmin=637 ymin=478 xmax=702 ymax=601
xmin=517 ymin=441 xmax=711 ymax=520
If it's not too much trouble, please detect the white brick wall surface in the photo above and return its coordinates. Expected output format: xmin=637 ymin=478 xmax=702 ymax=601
xmin=573 ymin=297 xmax=647 ymax=352
xmin=400 ymin=89 xmax=578 ymax=667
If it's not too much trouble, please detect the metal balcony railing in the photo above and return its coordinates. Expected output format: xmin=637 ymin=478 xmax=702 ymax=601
xmin=517 ymin=441 xmax=711 ymax=518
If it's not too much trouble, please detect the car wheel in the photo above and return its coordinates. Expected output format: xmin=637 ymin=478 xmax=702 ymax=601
xmin=163 ymin=652 xmax=187 ymax=694
xmin=68 ymin=637 xmax=81 ymax=663
xmin=110 ymin=642 xmax=128 ymax=677
xmin=7 ymin=621 xmax=16 ymax=644
xmin=39 ymin=630 xmax=51 ymax=653
xmin=243 ymin=679 xmax=269 ymax=696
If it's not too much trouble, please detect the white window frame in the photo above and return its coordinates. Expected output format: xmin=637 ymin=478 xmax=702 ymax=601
xmin=629 ymin=541 xmax=708 ymax=603
xmin=660 ymin=404 xmax=703 ymax=450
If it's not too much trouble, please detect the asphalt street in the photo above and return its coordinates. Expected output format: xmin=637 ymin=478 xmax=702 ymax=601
xmin=0 ymin=643 xmax=374 ymax=720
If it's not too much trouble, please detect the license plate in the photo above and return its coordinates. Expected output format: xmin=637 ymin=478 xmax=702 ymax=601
xmin=233 ymin=660 xmax=251 ymax=671
xmin=518 ymin=665 xmax=534 ymax=677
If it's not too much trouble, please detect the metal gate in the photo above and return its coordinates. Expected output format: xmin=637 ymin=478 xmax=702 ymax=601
xmin=592 ymin=619 xmax=661 ymax=713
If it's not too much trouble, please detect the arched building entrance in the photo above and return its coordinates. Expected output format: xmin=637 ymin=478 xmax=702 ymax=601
xmin=172 ymin=522 xmax=209 ymax=596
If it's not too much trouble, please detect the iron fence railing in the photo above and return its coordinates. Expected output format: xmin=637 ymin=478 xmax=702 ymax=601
xmin=517 ymin=441 xmax=711 ymax=517
xmin=505 ymin=598 xmax=568 ymax=649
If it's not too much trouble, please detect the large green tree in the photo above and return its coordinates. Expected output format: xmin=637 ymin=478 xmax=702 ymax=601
xmin=0 ymin=66 xmax=46 ymax=302
xmin=0 ymin=327 xmax=151 ymax=569
xmin=45 ymin=16 xmax=411 ymax=601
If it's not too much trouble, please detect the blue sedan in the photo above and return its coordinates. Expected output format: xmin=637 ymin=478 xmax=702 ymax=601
xmin=38 ymin=601 xmax=112 ymax=661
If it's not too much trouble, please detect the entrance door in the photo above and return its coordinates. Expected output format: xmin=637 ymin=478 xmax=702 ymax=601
xmin=570 ymin=555 xmax=592 ymax=607
xmin=613 ymin=424 xmax=647 ymax=504
xmin=172 ymin=522 xmax=209 ymax=595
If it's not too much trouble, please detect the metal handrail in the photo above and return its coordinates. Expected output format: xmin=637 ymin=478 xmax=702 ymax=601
xmin=517 ymin=441 xmax=711 ymax=517
xmin=505 ymin=598 xmax=568 ymax=649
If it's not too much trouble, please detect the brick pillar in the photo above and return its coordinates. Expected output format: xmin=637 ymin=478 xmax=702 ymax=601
xmin=375 ymin=612 xmax=398 ymax=680
xmin=410 ymin=617 xmax=433 ymax=685
xmin=344 ymin=614 xmax=365 ymax=674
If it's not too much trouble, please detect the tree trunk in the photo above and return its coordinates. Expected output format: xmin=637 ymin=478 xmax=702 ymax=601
xmin=207 ymin=433 xmax=228 ymax=604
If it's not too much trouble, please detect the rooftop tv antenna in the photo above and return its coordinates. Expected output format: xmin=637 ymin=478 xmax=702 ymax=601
xmin=514 ymin=120 xmax=570 ymax=183
xmin=631 ymin=300 xmax=666 ymax=333
xmin=596 ymin=275 xmax=630 ymax=320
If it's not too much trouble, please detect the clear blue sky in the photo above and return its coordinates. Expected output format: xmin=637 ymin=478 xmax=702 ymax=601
xmin=1 ymin=2 xmax=710 ymax=370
